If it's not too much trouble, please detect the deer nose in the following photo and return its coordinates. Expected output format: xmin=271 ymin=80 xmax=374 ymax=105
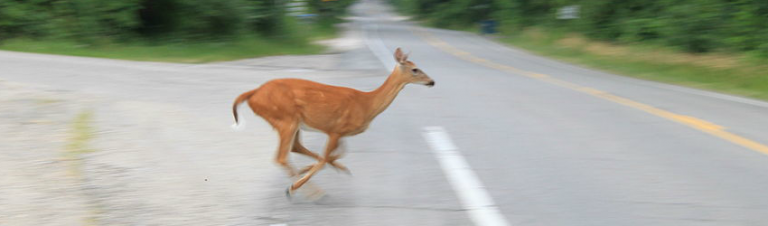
xmin=426 ymin=81 xmax=435 ymax=87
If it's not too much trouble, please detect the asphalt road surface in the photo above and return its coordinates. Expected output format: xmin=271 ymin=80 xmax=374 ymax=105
xmin=3 ymin=0 xmax=768 ymax=225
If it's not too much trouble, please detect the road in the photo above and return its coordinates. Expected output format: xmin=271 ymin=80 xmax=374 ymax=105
xmin=3 ymin=0 xmax=768 ymax=225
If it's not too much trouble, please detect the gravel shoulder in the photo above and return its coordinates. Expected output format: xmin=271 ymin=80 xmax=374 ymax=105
xmin=0 ymin=80 xmax=96 ymax=225
xmin=0 ymin=78 xmax=287 ymax=225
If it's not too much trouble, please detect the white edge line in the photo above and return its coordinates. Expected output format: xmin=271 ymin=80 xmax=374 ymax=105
xmin=422 ymin=126 xmax=510 ymax=226
xmin=361 ymin=22 xmax=510 ymax=226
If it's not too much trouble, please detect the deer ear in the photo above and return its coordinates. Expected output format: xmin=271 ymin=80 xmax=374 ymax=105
xmin=393 ymin=47 xmax=404 ymax=63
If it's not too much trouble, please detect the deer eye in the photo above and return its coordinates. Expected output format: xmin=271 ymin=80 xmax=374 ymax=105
xmin=411 ymin=68 xmax=419 ymax=73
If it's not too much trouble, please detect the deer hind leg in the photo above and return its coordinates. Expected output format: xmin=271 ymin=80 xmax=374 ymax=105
xmin=289 ymin=134 xmax=341 ymax=193
xmin=273 ymin=121 xmax=299 ymax=177
xmin=293 ymin=132 xmax=350 ymax=175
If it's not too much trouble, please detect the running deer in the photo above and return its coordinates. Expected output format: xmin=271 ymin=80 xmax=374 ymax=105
xmin=232 ymin=48 xmax=434 ymax=196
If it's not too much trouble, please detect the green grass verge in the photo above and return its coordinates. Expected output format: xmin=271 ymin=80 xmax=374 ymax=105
xmin=0 ymin=37 xmax=324 ymax=63
xmin=496 ymin=28 xmax=768 ymax=101
xmin=0 ymin=18 xmax=343 ymax=63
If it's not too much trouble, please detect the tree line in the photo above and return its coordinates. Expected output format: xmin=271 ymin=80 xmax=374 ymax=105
xmin=0 ymin=0 xmax=355 ymax=41
xmin=392 ymin=0 xmax=768 ymax=54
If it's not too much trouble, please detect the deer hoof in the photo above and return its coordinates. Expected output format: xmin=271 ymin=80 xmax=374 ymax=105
xmin=285 ymin=186 xmax=294 ymax=200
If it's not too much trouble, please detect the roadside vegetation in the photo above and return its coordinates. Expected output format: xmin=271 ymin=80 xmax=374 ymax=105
xmin=391 ymin=0 xmax=768 ymax=100
xmin=501 ymin=29 xmax=768 ymax=100
xmin=0 ymin=0 xmax=355 ymax=63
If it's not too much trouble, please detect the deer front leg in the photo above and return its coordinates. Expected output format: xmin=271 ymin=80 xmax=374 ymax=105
xmin=293 ymin=135 xmax=350 ymax=175
xmin=327 ymin=139 xmax=350 ymax=174
xmin=288 ymin=134 xmax=341 ymax=195
xmin=296 ymin=155 xmax=349 ymax=175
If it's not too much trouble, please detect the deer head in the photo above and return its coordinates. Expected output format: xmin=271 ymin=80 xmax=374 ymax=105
xmin=393 ymin=48 xmax=435 ymax=87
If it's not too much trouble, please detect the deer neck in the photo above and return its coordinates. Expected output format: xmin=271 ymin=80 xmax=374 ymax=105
xmin=365 ymin=68 xmax=407 ymax=120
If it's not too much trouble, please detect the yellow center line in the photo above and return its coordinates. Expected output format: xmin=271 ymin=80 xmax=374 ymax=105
xmin=412 ymin=27 xmax=768 ymax=156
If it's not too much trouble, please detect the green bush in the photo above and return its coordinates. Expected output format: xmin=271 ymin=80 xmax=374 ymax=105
xmin=0 ymin=0 xmax=141 ymax=40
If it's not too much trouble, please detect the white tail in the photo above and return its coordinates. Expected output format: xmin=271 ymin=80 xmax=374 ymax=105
xmin=231 ymin=103 xmax=246 ymax=131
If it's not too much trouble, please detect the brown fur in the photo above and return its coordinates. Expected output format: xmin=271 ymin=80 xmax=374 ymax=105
xmin=232 ymin=48 xmax=434 ymax=192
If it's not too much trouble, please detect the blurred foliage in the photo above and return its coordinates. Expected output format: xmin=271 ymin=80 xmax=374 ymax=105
xmin=307 ymin=0 xmax=355 ymax=18
xmin=0 ymin=0 xmax=355 ymax=42
xmin=0 ymin=0 xmax=142 ymax=40
xmin=391 ymin=0 xmax=768 ymax=54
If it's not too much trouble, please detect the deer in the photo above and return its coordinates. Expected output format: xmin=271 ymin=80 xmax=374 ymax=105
xmin=231 ymin=48 xmax=434 ymax=197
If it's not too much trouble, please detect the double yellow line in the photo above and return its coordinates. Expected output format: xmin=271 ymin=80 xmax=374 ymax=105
xmin=414 ymin=28 xmax=768 ymax=156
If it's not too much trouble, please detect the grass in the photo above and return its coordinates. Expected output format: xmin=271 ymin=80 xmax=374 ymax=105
xmin=0 ymin=36 xmax=325 ymax=63
xmin=496 ymin=28 xmax=768 ymax=101
xmin=0 ymin=19 xmax=342 ymax=63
